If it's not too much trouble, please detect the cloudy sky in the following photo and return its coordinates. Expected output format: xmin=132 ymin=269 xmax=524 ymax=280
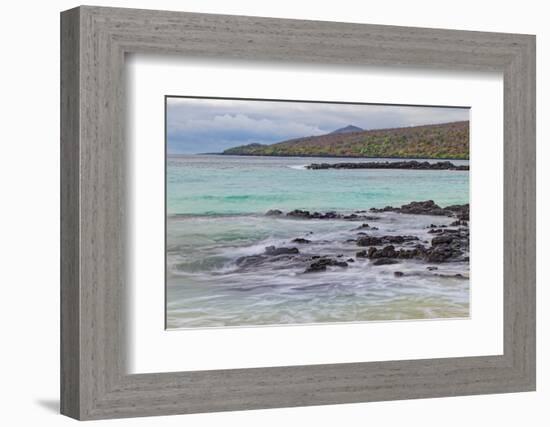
xmin=166 ymin=97 xmax=470 ymax=154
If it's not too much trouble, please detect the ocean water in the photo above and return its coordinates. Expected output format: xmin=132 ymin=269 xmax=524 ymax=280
xmin=166 ymin=155 xmax=470 ymax=328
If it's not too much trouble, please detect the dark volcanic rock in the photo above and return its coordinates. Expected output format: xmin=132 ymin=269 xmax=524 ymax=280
xmin=262 ymin=201 xmax=469 ymax=268
xmin=424 ymin=229 xmax=468 ymax=262
xmin=431 ymin=235 xmax=454 ymax=245
xmin=356 ymin=235 xmax=419 ymax=247
xmin=372 ymin=258 xmax=399 ymax=266
xmin=370 ymin=200 xmax=469 ymax=221
xmin=394 ymin=271 xmax=405 ymax=277
xmin=291 ymin=238 xmax=311 ymax=244
xmin=359 ymin=226 xmax=468 ymax=264
xmin=287 ymin=209 xmax=311 ymax=218
xmin=342 ymin=213 xmax=362 ymax=220
xmin=368 ymin=245 xmax=398 ymax=259
xmin=356 ymin=236 xmax=383 ymax=246
xmin=332 ymin=261 xmax=348 ymax=267
xmin=265 ymin=246 xmax=299 ymax=256
xmin=397 ymin=200 xmax=448 ymax=216
xmin=304 ymin=262 xmax=327 ymax=273
xmin=384 ymin=235 xmax=419 ymax=244
xmin=269 ymin=208 xmax=386 ymax=222
xmin=355 ymin=223 xmax=371 ymax=229
xmin=321 ymin=211 xmax=338 ymax=219
xmin=307 ymin=161 xmax=468 ymax=171
xmin=446 ymin=204 xmax=470 ymax=221
xmin=426 ymin=246 xmax=455 ymax=263
xmin=272 ymin=208 xmax=384 ymax=222
xmin=304 ymin=258 xmax=349 ymax=273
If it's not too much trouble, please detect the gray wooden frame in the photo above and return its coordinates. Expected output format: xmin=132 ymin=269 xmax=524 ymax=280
xmin=60 ymin=5 xmax=536 ymax=420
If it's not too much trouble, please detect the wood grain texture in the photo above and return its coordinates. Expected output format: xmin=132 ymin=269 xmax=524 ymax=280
xmin=60 ymin=7 xmax=80 ymax=419
xmin=60 ymin=6 xmax=536 ymax=420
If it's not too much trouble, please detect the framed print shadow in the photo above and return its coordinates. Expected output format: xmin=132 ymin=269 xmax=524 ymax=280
xmin=61 ymin=6 xmax=536 ymax=420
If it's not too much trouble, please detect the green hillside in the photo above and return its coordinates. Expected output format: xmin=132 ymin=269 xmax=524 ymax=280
xmin=222 ymin=121 xmax=469 ymax=159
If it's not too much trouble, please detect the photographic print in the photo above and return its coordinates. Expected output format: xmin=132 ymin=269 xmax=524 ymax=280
xmin=166 ymin=97 xmax=470 ymax=329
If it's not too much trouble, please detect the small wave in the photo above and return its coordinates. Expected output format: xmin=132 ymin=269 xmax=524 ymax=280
xmin=168 ymin=212 xmax=260 ymax=219
xmin=287 ymin=164 xmax=307 ymax=170
xmin=218 ymin=237 xmax=285 ymax=259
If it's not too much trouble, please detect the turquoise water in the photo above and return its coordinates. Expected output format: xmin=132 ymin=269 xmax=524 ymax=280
xmin=167 ymin=155 xmax=469 ymax=215
xmin=166 ymin=155 xmax=470 ymax=329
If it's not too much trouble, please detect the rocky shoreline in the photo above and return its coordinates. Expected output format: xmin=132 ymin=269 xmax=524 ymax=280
xmin=306 ymin=160 xmax=469 ymax=171
xmin=370 ymin=200 xmax=469 ymax=221
xmin=236 ymin=200 xmax=469 ymax=276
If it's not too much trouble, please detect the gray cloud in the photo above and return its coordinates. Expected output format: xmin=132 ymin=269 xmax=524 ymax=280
xmin=167 ymin=97 xmax=469 ymax=154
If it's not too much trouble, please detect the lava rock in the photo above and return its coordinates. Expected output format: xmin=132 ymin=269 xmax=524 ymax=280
xmin=372 ymin=258 xmax=399 ymax=266
xmin=287 ymin=209 xmax=311 ymax=218
xmin=291 ymin=238 xmax=311 ymax=244
xmin=265 ymin=246 xmax=299 ymax=256
xmin=307 ymin=161 xmax=468 ymax=171
xmin=356 ymin=236 xmax=383 ymax=246
xmin=304 ymin=258 xmax=349 ymax=273
xmin=431 ymin=235 xmax=455 ymax=245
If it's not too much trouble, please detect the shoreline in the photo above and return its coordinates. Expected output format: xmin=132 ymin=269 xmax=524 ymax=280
xmin=167 ymin=200 xmax=470 ymax=327
xmin=169 ymin=200 xmax=469 ymax=274
xmin=306 ymin=160 xmax=468 ymax=171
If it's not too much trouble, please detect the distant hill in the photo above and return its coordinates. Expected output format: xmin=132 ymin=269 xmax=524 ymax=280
xmin=222 ymin=121 xmax=469 ymax=159
xmin=330 ymin=125 xmax=363 ymax=134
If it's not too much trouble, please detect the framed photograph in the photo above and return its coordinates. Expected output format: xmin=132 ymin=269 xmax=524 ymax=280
xmin=165 ymin=96 xmax=472 ymax=329
xmin=61 ymin=6 xmax=536 ymax=420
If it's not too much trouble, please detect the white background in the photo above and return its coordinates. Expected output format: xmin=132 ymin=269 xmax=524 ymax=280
xmin=0 ymin=0 xmax=547 ymax=426
xmin=129 ymin=57 xmax=503 ymax=373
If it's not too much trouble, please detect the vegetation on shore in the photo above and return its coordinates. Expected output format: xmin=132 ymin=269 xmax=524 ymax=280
xmin=222 ymin=121 xmax=469 ymax=160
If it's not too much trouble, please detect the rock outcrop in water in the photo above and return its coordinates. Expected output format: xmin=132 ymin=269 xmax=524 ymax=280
xmin=284 ymin=209 xmax=370 ymax=221
xmin=306 ymin=160 xmax=468 ymax=171
xmin=265 ymin=201 xmax=469 ymax=222
xmin=362 ymin=227 xmax=469 ymax=264
xmin=235 ymin=201 xmax=470 ymax=274
xmin=356 ymin=235 xmax=419 ymax=246
xmin=370 ymin=200 xmax=469 ymax=221
xmin=265 ymin=246 xmax=299 ymax=256
xmin=304 ymin=257 xmax=349 ymax=273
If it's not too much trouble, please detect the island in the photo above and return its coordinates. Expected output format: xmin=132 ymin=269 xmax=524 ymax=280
xmin=221 ymin=121 xmax=469 ymax=160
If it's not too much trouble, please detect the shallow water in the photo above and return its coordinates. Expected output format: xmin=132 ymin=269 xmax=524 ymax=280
xmin=166 ymin=155 xmax=470 ymax=329
xmin=167 ymin=155 xmax=469 ymax=215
